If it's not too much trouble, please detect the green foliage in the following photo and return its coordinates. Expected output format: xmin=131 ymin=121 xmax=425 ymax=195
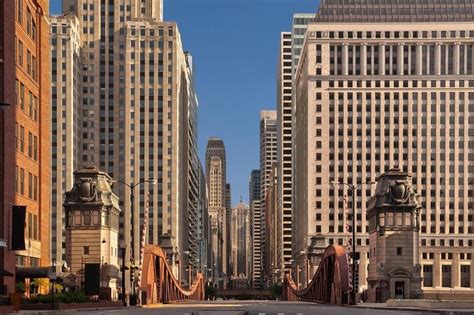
xmin=270 ymin=283 xmax=282 ymax=299
xmin=15 ymin=282 xmax=25 ymax=293
xmin=27 ymin=290 xmax=88 ymax=304
xmin=205 ymin=285 xmax=217 ymax=298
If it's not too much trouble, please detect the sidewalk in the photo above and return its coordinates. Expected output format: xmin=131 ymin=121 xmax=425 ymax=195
xmin=352 ymin=302 xmax=474 ymax=314
xmin=3 ymin=306 xmax=138 ymax=314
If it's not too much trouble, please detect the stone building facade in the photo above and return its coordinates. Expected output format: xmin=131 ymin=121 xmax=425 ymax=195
xmin=293 ymin=0 xmax=474 ymax=298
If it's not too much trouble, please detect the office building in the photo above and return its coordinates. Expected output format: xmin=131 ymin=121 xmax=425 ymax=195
xmin=277 ymin=15 xmax=315 ymax=275
xmin=264 ymin=163 xmax=280 ymax=284
xmin=249 ymin=169 xmax=262 ymax=289
xmin=50 ymin=14 xmax=83 ymax=269
xmin=205 ymin=138 xmax=228 ymax=287
xmin=259 ymin=110 xmax=277 ymax=286
xmin=56 ymin=0 xmax=201 ymax=282
xmin=231 ymin=200 xmax=250 ymax=278
xmin=277 ymin=32 xmax=293 ymax=273
xmin=293 ymin=0 xmax=474 ymax=296
xmin=226 ymin=183 xmax=232 ymax=277
xmin=0 ymin=0 xmax=50 ymax=294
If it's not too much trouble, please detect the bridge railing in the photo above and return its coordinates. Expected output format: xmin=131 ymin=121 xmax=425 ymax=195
xmin=283 ymin=245 xmax=350 ymax=305
xmin=140 ymin=245 xmax=204 ymax=304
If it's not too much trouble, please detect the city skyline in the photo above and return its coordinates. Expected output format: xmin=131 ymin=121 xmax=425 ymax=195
xmin=49 ymin=0 xmax=318 ymax=205
xmin=2 ymin=0 xmax=474 ymax=310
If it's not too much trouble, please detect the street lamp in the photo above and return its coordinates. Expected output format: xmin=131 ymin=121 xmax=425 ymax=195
xmin=112 ymin=179 xmax=156 ymax=298
xmin=289 ymin=259 xmax=300 ymax=290
xmin=299 ymin=250 xmax=310 ymax=285
xmin=119 ymin=239 xmax=127 ymax=306
xmin=331 ymin=180 xmax=376 ymax=305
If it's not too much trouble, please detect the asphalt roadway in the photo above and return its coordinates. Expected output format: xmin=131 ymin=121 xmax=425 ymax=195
xmin=53 ymin=300 xmax=443 ymax=315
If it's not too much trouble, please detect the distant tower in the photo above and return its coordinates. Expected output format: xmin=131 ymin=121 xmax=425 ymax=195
xmin=205 ymin=138 xmax=228 ymax=288
xmin=367 ymin=169 xmax=422 ymax=302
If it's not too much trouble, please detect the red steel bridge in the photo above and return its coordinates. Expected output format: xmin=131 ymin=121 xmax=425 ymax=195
xmin=282 ymin=245 xmax=351 ymax=305
xmin=139 ymin=244 xmax=350 ymax=305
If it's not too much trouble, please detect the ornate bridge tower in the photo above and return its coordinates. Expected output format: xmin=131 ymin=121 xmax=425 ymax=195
xmin=367 ymin=168 xmax=422 ymax=302
xmin=64 ymin=166 xmax=121 ymax=299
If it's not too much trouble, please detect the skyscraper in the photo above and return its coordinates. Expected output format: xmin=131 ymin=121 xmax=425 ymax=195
xmin=231 ymin=200 xmax=250 ymax=278
xmin=0 ymin=0 xmax=50 ymax=294
xmin=248 ymin=169 xmax=261 ymax=289
xmin=50 ymin=14 xmax=83 ymax=269
xmin=291 ymin=13 xmax=316 ymax=75
xmin=54 ymin=0 xmax=201 ymax=280
xmin=205 ymin=138 xmax=228 ymax=287
xmin=225 ymin=183 xmax=232 ymax=278
xmin=277 ymin=31 xmax=293 ymax=273
xmin=293 ymin=0 xmax=474 ymax=295
xmin=277 ymin=14 xmax=315 ymax=275
xmin=260 ymin=110 xmax=277 ymax=286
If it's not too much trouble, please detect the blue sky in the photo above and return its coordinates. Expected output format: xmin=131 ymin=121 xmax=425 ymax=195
xmin=50 ymin=0 xmax=319 ymax=205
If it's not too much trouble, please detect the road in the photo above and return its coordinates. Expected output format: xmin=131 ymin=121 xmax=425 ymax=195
xmin=61 ymin=300 xmax=438 ymax=315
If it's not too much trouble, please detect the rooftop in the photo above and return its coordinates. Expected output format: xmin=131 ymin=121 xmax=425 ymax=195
xmin=315 ymin=0 xmax=474 ymax=23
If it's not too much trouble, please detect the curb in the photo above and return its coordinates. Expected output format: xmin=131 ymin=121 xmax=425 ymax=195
xmin=350 ymin=304 xmax=474 ymax=314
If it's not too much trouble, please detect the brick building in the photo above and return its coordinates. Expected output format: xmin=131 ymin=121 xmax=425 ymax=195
xmin=0 ymin=0 xmax=50 ymax=294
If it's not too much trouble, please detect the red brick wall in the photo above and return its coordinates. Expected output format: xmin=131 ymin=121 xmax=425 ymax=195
xmin=0 ymin=0 xmax=50 ymax=294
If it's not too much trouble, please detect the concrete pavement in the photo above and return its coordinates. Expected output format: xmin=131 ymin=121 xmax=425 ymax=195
xmin=13 ymin=300 xmax=440 ymax=315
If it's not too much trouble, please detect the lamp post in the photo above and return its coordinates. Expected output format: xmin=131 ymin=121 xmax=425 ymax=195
xmin=289 ymin=259 xmax=301 ymax=290
xmin=299 ymin=250 xmax=310 ymax=285
xmin=331 ymin=180 xmax=376 ymax=305
xmin=112 ymin=179 xmax=156 ymax=297
xmin=119 ymin=239 xmax=127 ymax=306
xmin=180 ymin=251 xmax=190 ymax=286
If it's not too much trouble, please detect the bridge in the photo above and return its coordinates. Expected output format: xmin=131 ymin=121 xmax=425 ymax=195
xmin=139 ymin=244 xmax=350 ymax=305
xmin=140 ymin=245 xmax=204 ymax=304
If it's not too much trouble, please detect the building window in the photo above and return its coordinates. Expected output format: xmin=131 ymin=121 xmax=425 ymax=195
xmin=83 ymin=211 xmax=91 ymax=225
xmin=26 ymin=9 xmax=32 ymax=36
xmin=33 ymin=96 xmax=38 ymax=121
xmin=442 ymin=265 xmax=452 ymax=288
xmin=397 ymin=247 xmax=402 ymax=256
xmin=461 ymin=265 xmax=470 ymax=288
xmin=19 ymin=84 xmax=25 ymax=110
xmin=15 ymin=166 xmax=19 ymax=193
xmin=28 ymin=213 xmax=33 ymax=239
xmin=17 ymin=0 xmax=22 ymax=23
xmin=423 ymin=265 xmax=433 ymax=287
xmin=28 ymin=172 xmax=33 ymax=199
xmin=33 ymin=175 xmax=38 ymax=201
xmin=83 ymin=246 xmax=89 ymax=255
xmin=32 ymin=56 xmax=37 ymax=80
xmin=26 ymin=50 xmax=31 ymax=75
xmin=28 ymin=131 xmax=33 ymax=158
xmin=33 ymin=136 xmax=38 ymax=161
xmin=28 ymin=92 xmax=33 ymax=118
xmin=19 ymin=168 xmax=24 ymax=195
xmin=17 ymin=40 xmax=23 ymax=66
xmin=19 ymin=125 xmax=24 ymax=152
xmin=15 ymin=123 xmax=19 ymax=150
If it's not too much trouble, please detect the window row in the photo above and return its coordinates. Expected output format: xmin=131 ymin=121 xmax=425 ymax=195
xmin=15 ymin=80 xmax=39 ymax=121
xmin=15 ymin=123 xmax=38 ymax=161
xmin=15 ymin=166 xmax=38 ymax=201
xmin=16 ymin=0 xmax=37 ymax=41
